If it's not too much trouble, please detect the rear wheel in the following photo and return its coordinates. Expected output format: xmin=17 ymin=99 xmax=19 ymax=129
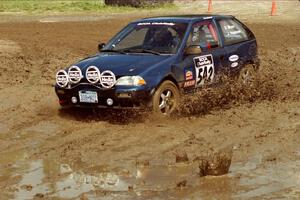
xmin=152 ymin=81 xmax=180 ymax=115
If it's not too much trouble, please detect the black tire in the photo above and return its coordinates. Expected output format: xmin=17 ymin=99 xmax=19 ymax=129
xmin=238 ymin=64 xmax=257 ymax=87
xmin=152 ymin=80 xmax=180 ymax=115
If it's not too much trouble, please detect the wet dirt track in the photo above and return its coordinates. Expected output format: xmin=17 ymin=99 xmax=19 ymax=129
xmin=0 ymin=9 xmax=300 ymax=200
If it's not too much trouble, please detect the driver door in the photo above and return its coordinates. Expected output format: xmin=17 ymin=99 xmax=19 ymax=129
xmin=180 ymin=19 xmax=226 ymax=89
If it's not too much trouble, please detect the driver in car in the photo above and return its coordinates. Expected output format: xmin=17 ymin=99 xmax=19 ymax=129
xmin=145 ymin=27 xmax=175 ymax=53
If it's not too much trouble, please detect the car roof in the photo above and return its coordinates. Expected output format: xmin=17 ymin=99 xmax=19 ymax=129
xmin=135 ymin=14 xmax=234 ymax=23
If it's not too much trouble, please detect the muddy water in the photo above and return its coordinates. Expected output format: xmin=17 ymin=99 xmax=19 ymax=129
xmin=2 ymin=150 xmax=299 ymax=199
xmin=13 ymin=160 xmax=128 ymax=199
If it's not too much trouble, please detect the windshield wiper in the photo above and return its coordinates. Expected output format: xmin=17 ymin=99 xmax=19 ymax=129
xmin=100 ymin=49 xmax=126 ymax=54
xmin=123 ymin=48 xmax=161 ymax=55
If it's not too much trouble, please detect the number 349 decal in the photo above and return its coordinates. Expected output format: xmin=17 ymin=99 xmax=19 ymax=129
xmin=193 ymin=54 xmax=215 ymax=86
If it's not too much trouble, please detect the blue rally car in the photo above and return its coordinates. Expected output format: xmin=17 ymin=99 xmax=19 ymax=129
xmin=55 ymin=15 xmax=259 ymax=114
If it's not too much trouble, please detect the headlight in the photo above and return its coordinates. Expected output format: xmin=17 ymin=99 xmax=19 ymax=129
xmin=116 ymin=76 xmax=146 ymax=86
xmin=56 ymin=70 xmax=69 ymax=88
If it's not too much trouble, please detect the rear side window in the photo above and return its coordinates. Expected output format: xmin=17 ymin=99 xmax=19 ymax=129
xmin=218 ymin=18 xmax=249 ymax=45
xmin=186 ymin=20 xmax=220 ymax=50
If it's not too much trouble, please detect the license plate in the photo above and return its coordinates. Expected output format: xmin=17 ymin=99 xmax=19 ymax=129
xmin=79 ymin=91 xmax=98 ymax=103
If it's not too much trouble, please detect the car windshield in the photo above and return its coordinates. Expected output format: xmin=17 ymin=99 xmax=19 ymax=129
xmin=104 ymin=22 xmax=188 ymax=55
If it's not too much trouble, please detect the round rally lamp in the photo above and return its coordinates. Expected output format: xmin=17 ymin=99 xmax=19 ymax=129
xmin=56 ymin=70 xmax=69 ymax=88
xmin=86 ymin=66 xmax=101 ymax=84
xmin=68 ymin=66 xmax=82 ymax=84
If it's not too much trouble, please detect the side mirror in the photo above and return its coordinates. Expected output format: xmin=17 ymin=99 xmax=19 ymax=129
xmin=98 ymin=43 xmax=106 ymax=52
xmin=184 ymin=45 xmax=202 ymax=55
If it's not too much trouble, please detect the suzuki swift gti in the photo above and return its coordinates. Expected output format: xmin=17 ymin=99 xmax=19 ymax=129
xmin=55 ymin=15 xmax=259 ymax=114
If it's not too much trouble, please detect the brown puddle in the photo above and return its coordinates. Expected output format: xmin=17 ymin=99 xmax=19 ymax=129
xmin=231 ymin=159 xmax=300 ymax=199
xmin=3 ymin=154 xmax=299 ymax=199
xmin=11 ymin=160 xmax=200 ymax=199
xmin=13 ymin=159 xmax=130 ymax=199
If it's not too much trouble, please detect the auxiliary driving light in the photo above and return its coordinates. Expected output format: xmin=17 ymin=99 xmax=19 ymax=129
xmin=68 ymin=66 xmax=82 ymax=84
xmin=71 ymin=96 xmax=78 ymax=104
xmin=106 ymin=98 xmax=113 ymax=106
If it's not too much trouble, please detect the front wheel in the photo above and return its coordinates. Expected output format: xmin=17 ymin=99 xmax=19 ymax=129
xmin=152 ymin=80 xmax=180 ymax=115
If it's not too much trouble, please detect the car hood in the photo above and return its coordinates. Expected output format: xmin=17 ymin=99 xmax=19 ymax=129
xmin=73 ymin=53 xmax=171 ymax=77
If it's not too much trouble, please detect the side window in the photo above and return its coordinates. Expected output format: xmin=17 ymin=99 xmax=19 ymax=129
xmin=187 ymin=20 xmax=219 ymax=50
xmin=218 ymin=19 xmax=249 ymax=45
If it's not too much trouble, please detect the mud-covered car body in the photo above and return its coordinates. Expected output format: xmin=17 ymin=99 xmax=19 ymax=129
xmin=55 ymin=15 xmax=259 ymax=111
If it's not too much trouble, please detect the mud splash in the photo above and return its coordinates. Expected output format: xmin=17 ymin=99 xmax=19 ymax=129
xmin=178 ymin=48 xmax=300 ymax=116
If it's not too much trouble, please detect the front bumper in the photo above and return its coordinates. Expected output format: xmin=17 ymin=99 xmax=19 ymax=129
xmin=55 ymin=83 xmax=153 ymax=109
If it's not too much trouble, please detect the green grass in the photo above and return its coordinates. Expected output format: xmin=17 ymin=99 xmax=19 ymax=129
xmin=0 ymin=0 xmax=178 ymax=14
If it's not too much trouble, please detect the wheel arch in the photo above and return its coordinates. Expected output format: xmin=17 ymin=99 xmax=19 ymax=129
xmin=157 ymin=74 xmax=179 ymax=89
xmin=241 ymin=57 xmax=260 ymax=71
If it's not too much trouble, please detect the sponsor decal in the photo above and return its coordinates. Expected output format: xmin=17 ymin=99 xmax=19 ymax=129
xmin=137 ymin=22 xmax=151 ymax=26
xmin=184 ymin=80 xmax=196 ymax=88
xmin=193 ymin=54 xmax=215 ymax=86
xmin=229 ymin=55 xmax=239 ymax=62
xmin=137 ymin=22 xmax=175 ymax=26
xmin=152 ymin=22 xmax=175 ymax=26
xmin=185 ymin=70 xmax=194 ymax=81
xmin=231 ymin=62 xmax=239 ymax=68
xmin=194 ymin=55 xmax=213 ymax=67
